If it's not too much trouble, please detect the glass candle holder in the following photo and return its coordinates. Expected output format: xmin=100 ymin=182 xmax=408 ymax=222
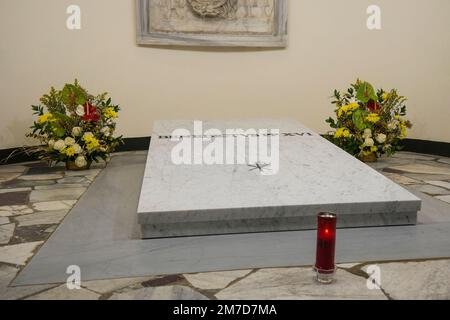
xmin=314 ymin=212 xmax=337 ymax=284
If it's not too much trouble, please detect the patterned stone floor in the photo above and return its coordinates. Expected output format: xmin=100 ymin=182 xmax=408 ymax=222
xmin=1 ymin=151 xmax=450 ymax=300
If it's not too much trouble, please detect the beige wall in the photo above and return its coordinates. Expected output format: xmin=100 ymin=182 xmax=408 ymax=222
xmin=1 ymin=0 xmax=449 ymax=149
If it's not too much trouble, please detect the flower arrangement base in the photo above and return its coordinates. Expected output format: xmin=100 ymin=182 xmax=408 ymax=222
xmin=66 ymin=160 xmax=91 ymax=171
xmin=360 ymin=153 xmax=377 ymax=163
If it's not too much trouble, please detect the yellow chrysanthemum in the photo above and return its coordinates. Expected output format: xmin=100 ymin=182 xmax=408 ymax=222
xmin=400 ymin=123 xmax=408 ymax=139
xmin=63 ymin=146 xmax=76 ymax=157
xmin=86 ymin=138 xmax=100 ymax=151
xmin=337 ymin=102 xmax=359 ymax=118
xmin=334 ymin=127 xmax=351 ymax=139
xmin=366 ymin=113 xmax=381 ymax=123
xmin=38 ymin=113 xmax=53 ymax=123
xmin=104 ymin=108 xmax=117 ymax=119
xmin=370 ymin=146 xmax=378 ymax=152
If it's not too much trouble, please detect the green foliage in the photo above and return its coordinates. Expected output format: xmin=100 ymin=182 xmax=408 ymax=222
xmin=356 ymin=81 xmax=377 ymax=103
xmin=326 ymin=79 xmax=412 ymax=160
xmin=352 ymin=109 xmax=366 ymax=131
xmin=25 ymin=80 xmax=124 ymax=167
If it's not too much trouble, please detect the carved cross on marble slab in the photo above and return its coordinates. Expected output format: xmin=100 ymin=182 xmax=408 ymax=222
xmin=247 ymin=162 xmax=271 ymax=173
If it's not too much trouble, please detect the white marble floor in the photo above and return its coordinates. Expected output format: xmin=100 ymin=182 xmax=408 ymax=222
xmin=1 ymin=151 xmax=450 ymax=300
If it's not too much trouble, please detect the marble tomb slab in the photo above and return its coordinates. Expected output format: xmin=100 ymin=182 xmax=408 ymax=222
xmin=137 ymin=119 xmax=421 ymax=238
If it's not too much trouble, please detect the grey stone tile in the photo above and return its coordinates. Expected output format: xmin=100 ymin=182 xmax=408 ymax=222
xmin=184 ymin=270 xmax=252 ymax=290
xmin=44 ymin=225 xmax=57 ymax=233
xmin=0 ymin=223 xmax=15 ymax=245
xmin=337 ymin=263 xmax=362 ymax=269
xmin=2 ymin=180 xmax=56 ymax=189
xmin=109 ymin=285 xmax=209 ymax=300
xmin=405 ymin=186 xmax=450 ymax=223
xmin=0 ymin=166 xmax=27 ymax=174
xmin=18 ymin=174 xmax=63 ymax=181
xmin=0 ymin=241 xmax=43 ymax=265
xmin=437 ymin=158 xmax=450 ymax=165
xmin=436 ymin=195 xmax=450 ymax=204
xmin=215 ymin=267 xmax=386 ymax=300
xmin=29 ymin=188 xmax=86 ymax=202
xmin=15 ymin=210 xmax=68 ymax=227
xmin=364 ymin=260 xmax=450 ymax=299
xmin=392 ymin=152 xmax=437 ymax=161
xmin=404 ymin=173 xmax=450 ymax=182
xmin=417 ymin=184 xmax=450 ymax=196
xmin=0 ymin=173 xmax=22 ymax=183
xmin=425 ymin=180 xmax=450 ymax=190
xmin=24 ymin=162 xmax=55 ymax=168
xmin=0 ymin=205 xmax=33 ymax=217
xmin=367 ymin=158 xmax=409 ymax=170
xmin=0 ymin=191 xmax=30 ymax=206
xmin=141 ymin=275 xmax=184 ymax=287
xmin=0 ymin=264 xmax=56 ymax=300
xmin=65 ymin=169 xmax=102 ymax=177
xmin=90 ymin=162 xmax=107 ymax=169
xmin=82 ymin=277 xmax=153 ymax=294
xmin=34 ymin=184 xmax=89 ymax=190
xmin=57 ymin=177 xmax=90 ymax=184
xmin=0 ymin=188 xmax=32 ymax=194
xmin=387 ymin=163 xmax=450 ymax=176
xmin=84 ymin=175 xmax=99 ymax=182
xmin=382 ymin=173 xmax=421 ymax=185
xmin=32 ymin=200 xmax=77 ymax=212
xmin=26 ymin=285 xmax=100 ymax=300
xmin=0 ymin=217 xmax=9 ymax=225
xmin=26 ymin=167 xmax=64 ymax=175
xmin=10 ymin=225 xmax=55 ymax=244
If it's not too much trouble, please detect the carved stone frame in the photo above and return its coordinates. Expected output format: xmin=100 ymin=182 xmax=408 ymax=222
xmin=136 ymin=0 xmax=288 ymax=47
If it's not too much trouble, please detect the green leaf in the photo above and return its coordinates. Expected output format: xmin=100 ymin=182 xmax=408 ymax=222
xmin=60 ymin=84 xmax=87 ymax=106
xmin=53 ymin=126 xmax=65 ymax=138
xmin=352 ymin=110 xmax=366 ymax=131
xmin=75 ymin=94 xmax=86 ymax=106
xmin=356 ymin=82 xmax=377 ymax=103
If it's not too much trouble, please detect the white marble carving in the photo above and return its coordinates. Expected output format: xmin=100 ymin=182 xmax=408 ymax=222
xmin=137 ymin=0 xmax=287 ymax=47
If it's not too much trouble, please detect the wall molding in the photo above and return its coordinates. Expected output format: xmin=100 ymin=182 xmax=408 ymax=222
xmin=0 ymin=136 xmax=449 ymax=165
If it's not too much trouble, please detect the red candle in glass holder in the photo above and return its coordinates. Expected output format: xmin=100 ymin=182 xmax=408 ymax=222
xmin=314 ymin=212 xmax=337 ymax=283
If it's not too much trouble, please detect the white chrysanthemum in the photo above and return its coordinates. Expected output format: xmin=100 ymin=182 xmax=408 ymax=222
xmin=101 ymin=127 xmax=110 ymax=136
xmin=75 ymin=105 xmax=85 ymax=117
xmin=75 ymin=156 xmax=87 ymax=168
xmin=364 ymin=137 xmax=375 ymax=147
xmin=388 ymin=121 xmax=399 ymax=130
xmin=72 ymin=127 xmax=82 ymax=137
xmin=362 ymin=128 xmax=372 ymax=139
xmin=83 ymin=132 xmax=94 ymax=139
xmin=48 ymin=139 xmax=55 ymax=148
xmin=73 ymin=144 xmax=82 ymax=154
xmin=376 ymin=133 xmax=387 ymax=144
xmin=64 ymin=137 xmax=76 ymax=146
xmin=53 ymin=140 xmax=66 ymax=151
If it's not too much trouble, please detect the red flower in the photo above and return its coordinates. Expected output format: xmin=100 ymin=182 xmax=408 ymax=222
xmin=82 ymin=103 xmax=100 ymax=122
xmin=367 ymin=99 xmax=381 ymax=112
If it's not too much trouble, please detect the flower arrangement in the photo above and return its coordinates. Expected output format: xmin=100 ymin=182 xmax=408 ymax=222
xmin=24 ymin=80 xmax=123 ymax=169
xmin=326 ymin=80 xmax=412 ymax=162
